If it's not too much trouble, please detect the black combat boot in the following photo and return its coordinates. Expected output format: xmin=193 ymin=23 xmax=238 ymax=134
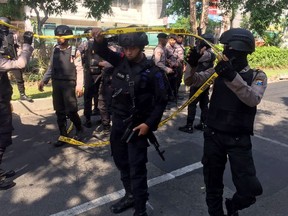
xmin=178 ymin=123 xmax=193 ymax=133
xmin=20 ymin=94 xmax=33 ymax=102
xmin=110 ymin=193 xmax=135 ymax=214
xmin=74 ymin=127 xmax=85 ymax=141
xmin=133 ymin=200 xmax=148 ymax=216
xmin=194 ymin=122 xmax=206 ymax=131
xmin=0 ymin=168 xmax=16 ymax=178
xmin=225 ymin=198 xmax=239 ymax=216
xmin=0 ymin=176 xmax=16 ymax=190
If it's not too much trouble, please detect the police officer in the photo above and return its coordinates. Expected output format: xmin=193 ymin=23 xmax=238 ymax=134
xmin=78 ymin=28 xmax=101 ymax=126
xmin=0 ymin=17 xmax=33 ymax=102
xmin=92 ymin=27 xmax=168 ymax=216
xmin=184 ymin=28 xmax=266 ymax=216
xmin=38 ymin=25 xmax=84 ymax=147
xmin=179 ymin=33 xmax=216 ymax=133
xmin=81 ymin=28 xmax=111 ymax=135
xmin=0 ymin=19 xmax=34 ymax=189
xmin=153 ymin=33 xmax=173 ymax=74
xmin=166 ymin=34 xmax=182 ymax=101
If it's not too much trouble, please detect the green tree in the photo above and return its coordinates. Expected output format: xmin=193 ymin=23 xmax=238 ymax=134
xmin=244 ymin=0 xmax=288 ymax=37
xmin=23 ymin=0 xmax=113 ymax=36
xmin=0 ymin=0 xmax=24 ymax=20
xmin=22 ymin=0 xmax=113 ymax=59
xmin=218 ymin=0 xmax=242 ymax=28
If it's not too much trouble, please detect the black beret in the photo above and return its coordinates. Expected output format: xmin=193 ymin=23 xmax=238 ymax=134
xmin=157 ymin=33 xmax=168 ymax=39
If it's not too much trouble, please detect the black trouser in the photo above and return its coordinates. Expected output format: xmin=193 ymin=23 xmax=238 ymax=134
xmin=84 ymin=73 xmax=110 ymax=125
xmin=187 ymin=86 xmax=209 ymax=125
xmin=202 ymin=128 xmax=263 ymax=216
xmin=0 ymin=75 xmax=13 ymax=166
xmin=84 ymin=73 xmax=99 ymax=119
xmin=176 ymin=66 xmax=183 ymax=94
xmin=167 ymin=72 xmax=178 ymax=100
xmin=52 ymin=79 xmax=82 ymax=133
xmin=110 ymin=115 xmax=149 ymax=212
xmin=11 ymin=69 xmax=25 ymax=94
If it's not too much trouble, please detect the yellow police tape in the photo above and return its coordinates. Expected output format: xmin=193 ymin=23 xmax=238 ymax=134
xmin=0 ymin=20 xmax=223 ymax=147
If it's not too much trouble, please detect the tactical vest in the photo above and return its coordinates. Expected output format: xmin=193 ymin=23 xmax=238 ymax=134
xmin=84 ymin=41 xmax=102 ymax=75
xmin=52 ymin=46 xmax=76 ymax=81
xmin=207 ymin=69 xmax=256 ymax=135
xmin=111 ymin=58 xmax=157 ymax=118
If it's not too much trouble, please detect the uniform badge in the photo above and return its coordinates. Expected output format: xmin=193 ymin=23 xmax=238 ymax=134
xmin=255 ymin=79 xmax=264 ymax=86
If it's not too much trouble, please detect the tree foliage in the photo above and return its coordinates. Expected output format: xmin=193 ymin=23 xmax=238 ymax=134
xmin=23 ymin=0 xmax=113 ymax=35
xmin=244 ymin=0 xmax=288 ymax=37
xmin=0 ymin=0 xmax=25 ymax=20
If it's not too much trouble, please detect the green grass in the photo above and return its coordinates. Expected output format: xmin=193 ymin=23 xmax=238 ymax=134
xmin=263 ymin=68 xmax=288 ymax=79
xmin=12 ymin=82 xmax=52 ymax=101
xmin=11 ymin=67 xmax=288 ymax=101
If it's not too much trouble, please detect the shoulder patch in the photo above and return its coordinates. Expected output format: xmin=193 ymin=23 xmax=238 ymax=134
xmin=255 ymin=79 xmax=264 ymax=86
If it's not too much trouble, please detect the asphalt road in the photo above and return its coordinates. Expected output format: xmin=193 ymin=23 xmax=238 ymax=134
xmin=0 ymin=80 xmax=287 ymax=216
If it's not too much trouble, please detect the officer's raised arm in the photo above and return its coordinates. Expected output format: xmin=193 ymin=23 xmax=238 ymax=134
xmin=91 ymin=28 xmax=122 ymax=66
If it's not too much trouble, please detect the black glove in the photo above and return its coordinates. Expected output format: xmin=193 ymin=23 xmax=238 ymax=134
xmin=186 ymin=46 xmax=202 ymax=67
xmin=23 ymin=31 xmax=34 ymax=45
xmin=214 ymin=60 xmax=237 ymax=81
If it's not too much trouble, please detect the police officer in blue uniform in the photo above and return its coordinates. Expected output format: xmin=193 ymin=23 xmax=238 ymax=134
xmin=185 ymin=28 xmax=267 ymax=216
xmin=92 ymin=27 xmax=168 ymax=216
xmin=0 ymin=17 xmax=34 ymax=189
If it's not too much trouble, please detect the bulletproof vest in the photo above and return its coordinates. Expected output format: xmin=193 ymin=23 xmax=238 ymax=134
xmin=207 ymin=69 xmax=256 ymax=135
xmin=84 ymin=41 xmax=102 ymax=75
xmin=0 ymin=32 xmax=17 ymax=59
xmin=111 ymin=58 xmax=156 ymax=118
xmin=52 ymin=46 xmax=76 ymax=81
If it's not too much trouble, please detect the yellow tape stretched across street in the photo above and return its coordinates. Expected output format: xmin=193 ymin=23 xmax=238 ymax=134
xmin=0 ymin=20 xmax=224 ymax=146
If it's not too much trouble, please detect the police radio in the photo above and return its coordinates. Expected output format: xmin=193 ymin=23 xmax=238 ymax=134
xmin=71 ymin=45 xmax=77 ymax=58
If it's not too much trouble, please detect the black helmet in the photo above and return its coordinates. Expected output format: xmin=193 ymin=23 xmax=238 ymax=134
xmin=118 ymin=32 xmax=148 ymax=47
xmin=220 ymin=28 xmax=255 ymax=53
xmin=84 ymin=28 xmax=92 ymax=34
xmin=54 ymin=25 xmax=73 ymax=36
xmin=199 ymin=33 xmax=215 ymax=49
xmin=0 ymin=17 xmax=11 ymax=35
xmin=201 ymin=33 xmax=215 ymax=44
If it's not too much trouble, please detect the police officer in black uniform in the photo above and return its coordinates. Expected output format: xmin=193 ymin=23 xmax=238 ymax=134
xmin=38 ymin=25 xmax=84 ymax=147
xmin=184 ymin=28 xmax=267 ymax=216
xmin=179 ymin=33 xmax=215 ymax=133
xmin=92 ymin=27 xmax=168 ymax=216
xmin=0 ymin=18 xmax=34 ymax=189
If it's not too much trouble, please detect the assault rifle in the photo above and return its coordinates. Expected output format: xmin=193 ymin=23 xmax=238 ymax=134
xmin=121 ymin=114 xmax=165 ymax=161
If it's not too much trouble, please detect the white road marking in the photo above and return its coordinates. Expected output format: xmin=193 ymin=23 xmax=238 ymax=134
xmin=254 ymin=134 xmax=288 ymax=148
xmin=50 ymin=162 xmax=203 ymax=216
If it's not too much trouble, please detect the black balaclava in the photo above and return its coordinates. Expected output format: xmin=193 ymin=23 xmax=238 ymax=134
xmin=223 ymin=46 xmax=249 ymax=72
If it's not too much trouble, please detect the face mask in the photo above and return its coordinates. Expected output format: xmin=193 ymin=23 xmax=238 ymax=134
xmin=223 ymin=46 xmax=248 ymax=72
